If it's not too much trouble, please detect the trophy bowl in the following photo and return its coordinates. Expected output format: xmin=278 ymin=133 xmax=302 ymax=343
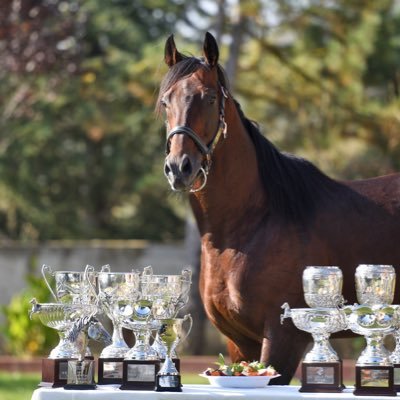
xmin=355 ymin=264 xmax=395 ymax=306
xmin=344 ymin=304 xmax=398 ymax=366
xmin=281 ymin=303 xmax=346 ymax=363
xmin=303 ymin=266 xmax=344 ymax=308
xmin=29 ymin=298 xmax=85 ymax=359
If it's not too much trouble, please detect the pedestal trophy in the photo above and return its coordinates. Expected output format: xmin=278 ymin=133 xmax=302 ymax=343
xmin=149 ymin=268 xmax=192 ymax=373
xmin=35 ymin=264 xmax=98 ymax=388
xmin=96 ymin=266 xmax=140 ymax=385
xmin=281 ymin=266 xmax=347 ymax=392
xmin=345 ymin=264 xmax=398 ymax=396
xmin=155 ymin=314 xmax=192 ymax=392
xmin=120 ymin=266 xmax=160 ymax=390
xmin=29 ymin=299 xmax=83 ymax=387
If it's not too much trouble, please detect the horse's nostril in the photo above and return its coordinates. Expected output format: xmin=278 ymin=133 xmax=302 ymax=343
xmin=164 ymin=161 xmax=171 ymax=176
xmin=180 ymin=156 xmax=192 ymax=176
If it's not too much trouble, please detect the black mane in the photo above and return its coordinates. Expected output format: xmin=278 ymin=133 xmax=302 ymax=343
xmin=158 ymin=57 xmax=346 ymax=224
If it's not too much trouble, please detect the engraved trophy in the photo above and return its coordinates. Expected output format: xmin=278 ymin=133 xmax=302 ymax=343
xmin=29 ymin=299 xmax=85 ymax=387
xmin=345 ymin=264 xmax=398 ymax=396
xmin=96 ymin=266 xmax=140 ymax=385
xmin=120 ymin=266 xmax=161 ymax=390
xmin=281 ymin=266 xmax=346 ymax=392
xmin=155 ymin=314 xmax=193 ymax=392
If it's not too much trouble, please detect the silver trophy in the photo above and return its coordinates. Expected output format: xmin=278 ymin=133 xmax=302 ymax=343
xmin=29 ymin=297 xmax=97 ymax=388
xmin=120 ymin=266 xmax=160 ymax=390
xmin=148 ymin=268 xmax=192 ymax=359
xmin=155 ymin=314 xmax=193 ymax=392
xmin=29 ymin=298 xmax=85 ymax=359
xmin=346 ymin=264 xmax=398 ymax=396
xmin=281 ymin=265 xmax=346 ymax=392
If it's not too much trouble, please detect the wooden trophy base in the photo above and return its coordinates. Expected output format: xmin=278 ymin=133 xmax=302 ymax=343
xmin=97 ymin=357 xmax=124 ymax=385
xmin=354 ymin=365 xmax=396 ymax=396
xmin=120 ymin=359 xmax=160 ymax=390
xmin=39 ymin=358 xmax=71 ymax=388
xmin=299 ymin=361 xmax=344 ymax=393
xmin=155 ymin=373 xmax=182 ymax=392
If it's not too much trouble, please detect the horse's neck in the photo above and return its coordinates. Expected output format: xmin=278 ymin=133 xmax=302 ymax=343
xmin=190 ymin=99 xmax=267 ymax=243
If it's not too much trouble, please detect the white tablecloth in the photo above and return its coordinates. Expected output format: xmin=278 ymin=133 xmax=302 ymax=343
xmin=31 ymin=385 xmax=394 ymax=399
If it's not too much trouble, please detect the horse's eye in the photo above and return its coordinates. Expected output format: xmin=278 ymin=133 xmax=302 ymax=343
xmin=160 ymin=99 xmax=168 ymax=108
xmin=209 ymin=95 xmax=217 ymax=105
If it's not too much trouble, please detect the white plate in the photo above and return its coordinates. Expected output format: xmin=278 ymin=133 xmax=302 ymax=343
xmin=199 ymin=373 xmax=281 ymax=388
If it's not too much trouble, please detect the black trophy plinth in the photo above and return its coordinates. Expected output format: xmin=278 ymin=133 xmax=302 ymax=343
xmin=354 ymin=365 xmax=397 ymax=396
xmin=39 ymin=358 xmax=71 ymax=388
xmin=120 ymin=359 xmax=160 ymax=390
xmin=299 ymin=361 xmax=344 ymax=393
xmin=97 ymin=357 xmax=124 ymax=385
xmin=156 ymin=372 xmax=182 ymax=392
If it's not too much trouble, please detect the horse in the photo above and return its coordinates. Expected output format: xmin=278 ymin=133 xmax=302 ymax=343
xmin=157 ymin=32 xmax=400 ymax=384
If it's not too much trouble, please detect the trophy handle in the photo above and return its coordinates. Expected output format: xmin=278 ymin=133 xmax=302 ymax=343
xmin=180 ymin=313 xmax=193 ymax=344
xmin=84 ymin=265 xmax=99 ymax=305
xmin=41 ymin=264 xmax=58 ymax=302
xmin=280 ymin=302 xmax=291 ymax=325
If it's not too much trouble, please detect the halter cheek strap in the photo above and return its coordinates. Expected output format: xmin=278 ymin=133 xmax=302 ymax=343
xmin=165 ymin=85 xmax=228 ymax=175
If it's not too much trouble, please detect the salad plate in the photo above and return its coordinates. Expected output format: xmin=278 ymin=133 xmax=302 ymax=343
xmin=199 ymin=373 xmax=280 ymax=388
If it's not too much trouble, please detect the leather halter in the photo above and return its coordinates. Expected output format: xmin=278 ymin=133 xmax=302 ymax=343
xmin=165 ymin=85 xmax=229 ymax=176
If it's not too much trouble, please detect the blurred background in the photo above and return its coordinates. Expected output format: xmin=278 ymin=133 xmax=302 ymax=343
xmin=0 ymin=0 xmax=399 ymax=374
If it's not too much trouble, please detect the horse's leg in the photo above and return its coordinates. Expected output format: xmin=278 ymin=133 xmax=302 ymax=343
xmin=260 ymin=323 xmax=309 ymax=385
xmin=226 ymin=338 xmax=262 ymax=363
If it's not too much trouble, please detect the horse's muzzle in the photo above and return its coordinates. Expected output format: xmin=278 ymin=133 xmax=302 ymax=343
xmin=164 ymin=154 xmax=199 ymax=191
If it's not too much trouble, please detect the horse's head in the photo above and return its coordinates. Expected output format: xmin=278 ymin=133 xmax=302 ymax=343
xmin=158 ymin=32 xmax=228 ymax=192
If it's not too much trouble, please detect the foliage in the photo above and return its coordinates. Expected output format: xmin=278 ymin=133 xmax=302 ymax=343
xmin=1 ymin=274 xmax=57 ymax=356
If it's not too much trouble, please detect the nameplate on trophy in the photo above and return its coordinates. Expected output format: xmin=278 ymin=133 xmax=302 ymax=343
xmin=306 ymin=366 xmax=334 ymax=385
xmin=103 ymin=361 xmax=123 ymax=379
xmin=360 ymin=368 xmax=389 ymax=387
xmin=127 ymin=364 xmax=155 ymax=382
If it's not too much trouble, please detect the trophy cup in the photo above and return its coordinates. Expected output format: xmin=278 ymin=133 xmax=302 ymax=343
xmin=149 ymin=268 xmax=192 ymax=371
xmin=96 ymin=266 xmax=140 ymax=385
xmin=281 ymin=266 xmax=346 ymax=392
xmin=29 ymin=298 xmax=84 ymax=387
xmin=42 ymin=265 xmax=96 ymax=305
xmin=120 ymin=267 xmax=161 ymax=390
xmin=155 ymin=314 xmax=192 ymax=392
xmin=345 ymin=264 xmax=398 ymax=396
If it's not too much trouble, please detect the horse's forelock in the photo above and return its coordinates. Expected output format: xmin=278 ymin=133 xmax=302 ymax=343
xmin=156 ymin=57 xmax=229 ymax=116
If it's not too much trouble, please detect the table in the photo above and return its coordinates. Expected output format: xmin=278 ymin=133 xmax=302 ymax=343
xmin=31 ymin=385 xmax=395 ymax=399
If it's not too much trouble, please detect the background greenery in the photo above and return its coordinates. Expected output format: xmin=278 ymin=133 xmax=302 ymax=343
xmin=0 ymin=0 xmax=399 ymax=357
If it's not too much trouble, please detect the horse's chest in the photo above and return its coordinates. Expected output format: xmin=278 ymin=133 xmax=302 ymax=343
xmin=201 ymin=251 xmax=253 ymax=325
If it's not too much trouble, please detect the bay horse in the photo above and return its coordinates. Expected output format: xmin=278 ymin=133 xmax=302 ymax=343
xmin=157 ymin=32 xmax=400 ymax=384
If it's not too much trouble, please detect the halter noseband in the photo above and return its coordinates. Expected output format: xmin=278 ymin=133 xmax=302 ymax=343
xmin=165 ymin=85 xmax=228 ymax=191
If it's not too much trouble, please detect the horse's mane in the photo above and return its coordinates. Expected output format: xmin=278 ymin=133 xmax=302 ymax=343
xmin=157 ymin=57 xmax=348 ymax=224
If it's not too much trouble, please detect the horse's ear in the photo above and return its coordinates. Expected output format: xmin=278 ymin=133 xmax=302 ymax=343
xmin=203 ymin=32 xmax=219 ymax=68
xmin=164 ymin=34 xmax=183 ymax=67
